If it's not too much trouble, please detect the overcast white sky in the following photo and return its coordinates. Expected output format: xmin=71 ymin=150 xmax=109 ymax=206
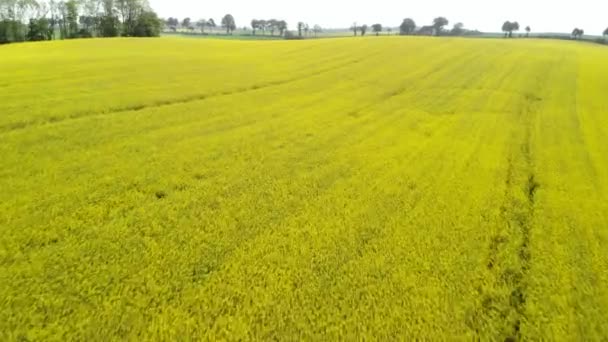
xmin=149 ymin=0 xmax=608 ymax=35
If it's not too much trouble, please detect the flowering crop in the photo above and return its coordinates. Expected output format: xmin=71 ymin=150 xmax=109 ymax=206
xmin=1 ymin=37 xmax=607 ymax=340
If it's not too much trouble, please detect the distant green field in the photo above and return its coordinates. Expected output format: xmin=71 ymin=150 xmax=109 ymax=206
xmin=1 ymin=37 xmax=608 ymax=340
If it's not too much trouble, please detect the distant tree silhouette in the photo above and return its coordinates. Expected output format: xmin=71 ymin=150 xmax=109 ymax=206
xmin=571 ymin=28 xmax=584 ymax=39
xmin=181 ymin=18 xmax=191 ymax=31
xmin=400 ymin=18 xmax=416 ymax=35
xmin=432 ymin=17 xmax=449 ymax=35
xmin=166 ymin=17 xmax=178 ymax=31
xmin=298 ymin=22 xmax=305 ymax=37
xmin=603 ymin=27 xmax=608 ymax=38
xmin=451 ymin=22 xmax=464 ymax=35
xmin=268 ymin=19 xmax=279 ymax=35
xmin=313 ymin=24 xmax=322 ymax=37
xmin=278 ymin=21 xmax=287 ymax=36
xmin=372 ymin=23 xmax=382 ymax=36
xmin=259 ymin=20 xmax=267 ymax=34
xmin=196 ymin=19 xmax=207 ymax=33
xmin=502 ymin=21 xmax=519 ymax=38
xmin=221 ymin=14 xmax=236 ymax=34
xmin=418 ymin=26 xmax=435 ymax=35
xmin=360 ymin=24 xmax=368 ymax=36
xmin=207 ymin=18 xmax=216 ymax=33
xmin=351 ymin=22 xmax=358 ymax=36
xmin=511 ymin=22 xmax=520 ymax=37
xmin=502 ymin=21 xmax=510 ymax=37
xmin=251 ymin=19 xmax=259 ymax=35
xmin=525 ymin=26 xmax=531 ymax=37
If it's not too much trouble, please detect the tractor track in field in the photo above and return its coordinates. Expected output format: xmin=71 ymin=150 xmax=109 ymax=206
xmin=467 ymin=91 xmax=540 ymax=341
xmin=0 ymin=54 xmax=378 ymax=135
xmin=345 ymin=48 xmax=484 ymax=119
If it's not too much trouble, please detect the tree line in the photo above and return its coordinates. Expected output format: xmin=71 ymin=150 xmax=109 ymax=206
xmin=354 ymin=17 xmax=608 ymax=40
xmin=4 ymin=5 xmax=608 ymax=44
xmin=0 ymin=0 xmax=162 ymax=44
xmin=164 ymin=14 xmax=238 ymax=35
xmin=251 ymin=19 xmax=287 ymax=36
xmin=160 ymin=13 xmax=608 ymax=42
xmin=394 ymin=17 xmax=480 ymax=36
xmin=347 ymin=17 xmax=479 ymax=37
xmin=501 ymin=21 xmax=608 ymax=40
xmin=162 ymin=15 xmax=323 ymax=39
xmin=165 ymin=17 xmax=216 ymax=34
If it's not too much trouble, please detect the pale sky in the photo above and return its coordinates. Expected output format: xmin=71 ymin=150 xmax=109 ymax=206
xmin=149 ymin=0 xmax=608 ymax=35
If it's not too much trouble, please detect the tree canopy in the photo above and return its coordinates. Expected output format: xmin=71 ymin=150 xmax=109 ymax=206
xmin=251 ymin=18 xmax=287 ymax=36
xmin=221 ymin=14 xmax=235 ymax=34
xmin=182 ymin=18 xmax=191 ymax=30
xmin=432 ymin=17 xmax=449 ymax=35
xmin=133 ymin=11 xmax=161 ymax=37
xmin=572 ymin=28 xmax=584 ymax=39
xmin=0 ymin=0 xmax=162 ymax=43
xmin=360 ymin=24 xmax=368 ymax=36
xmin=451 ymin=22 xmax=464 ymax=35
xmin=399 ymin=18 xmax=416 ymax=35
xmin=372 ymin=23 xmax=382 ymax=36
xmin=502 ymin=21 xmax=520 ymax=38
xmin=313 ymin=24 xmax=322 ymax=37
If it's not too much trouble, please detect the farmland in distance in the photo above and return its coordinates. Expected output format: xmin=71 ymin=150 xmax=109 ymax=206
xmin=1 ymin=37 xmax=608 ymax=340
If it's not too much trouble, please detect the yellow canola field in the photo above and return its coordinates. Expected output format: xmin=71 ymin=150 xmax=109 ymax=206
xmin=1 ymin=37 xmax=608 ymax=340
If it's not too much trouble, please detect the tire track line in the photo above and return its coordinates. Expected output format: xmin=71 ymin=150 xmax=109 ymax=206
xmin=0 ymin=54 xmax=376 ymax=134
